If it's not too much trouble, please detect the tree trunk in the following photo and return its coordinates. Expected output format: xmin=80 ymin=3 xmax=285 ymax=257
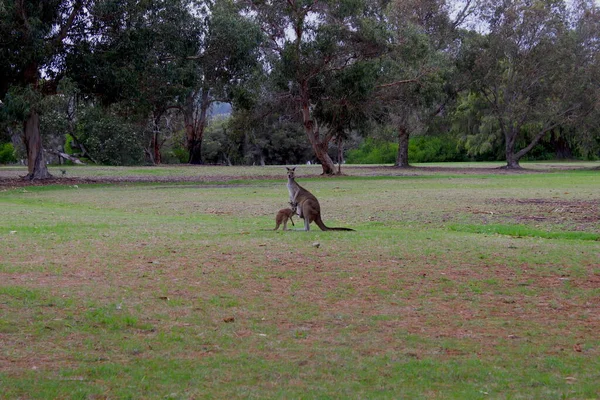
xmin=184 ymin=90 xmax=210 ymax=165
xmin=188 ymin=138 xmax=203 ymax=164
xmin=300 ymin=82 xmax=336 ymax=175
xmin=151 ymin=112 xmax=162 ymax=165
xmin=336 ymin=135 xmax=344 ymax=174
xmin=152 ymin=132 xmax=162 ymax=165
xmin=23 ymin=110 xmax=52 ymax=180
xmin=313 ymin=141 xmax=336 ymax=174
xmin=69 ymin=131 xmax=98 ymax=164
xmin=551 ymin=129 xmax=572 ymax=159
xmin=395 ymin=125 xmax=410 ymax=168
xmin=223 ymin=153 xmax=232 ymax=166
xmin=505 ymin=152 xmax=521 ymax=169
xmin=503 ymin=128 xmax=522 ymax=169
xmin=504 ymin=121 xmax=558 ymax=169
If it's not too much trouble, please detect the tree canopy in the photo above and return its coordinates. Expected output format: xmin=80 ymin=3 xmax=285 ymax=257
xmin=1 ymin=0 xmax=598 ymax=175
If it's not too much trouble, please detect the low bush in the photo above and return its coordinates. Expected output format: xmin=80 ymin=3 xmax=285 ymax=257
xmin=408 ymin=136 xmax=467 ymax=163
xmin=0 ymin=142 xmax=17 ymax=164
xmin=346 ymin=136 xmax=467 ymax=164
xmin=346 ymin=138 xmax=397 ymax=164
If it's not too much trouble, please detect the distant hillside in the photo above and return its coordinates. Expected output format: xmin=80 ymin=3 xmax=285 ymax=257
xmin=211 ymin=102 xmax=232 ymax=117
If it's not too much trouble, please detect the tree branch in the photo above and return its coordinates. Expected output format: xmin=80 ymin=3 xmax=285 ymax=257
xmin=514 ymin=104 xmax=582 ymax=160
xmin=55 ymin=0 xmax=84 ymax=45
xmin=17 ymin=0 xmax=32 ymax=34
xmin=452 ymin=0 xmax=474 ymax=29
xmin=375 ymin=78 xmax=419 ymax=89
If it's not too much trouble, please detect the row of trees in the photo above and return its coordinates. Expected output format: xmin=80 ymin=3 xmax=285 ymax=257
xmin=1 ymin=0 xmax=599 ymax=178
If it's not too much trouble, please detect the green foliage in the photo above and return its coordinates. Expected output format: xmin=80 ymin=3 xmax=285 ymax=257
xmin=347 ymin=136 xmax=467 ymax=164
xmin=459 ymin=0 xmax=596 ymax=167
xmin=346 ymin=138 xmax=397 ymax=164
xmin=228 ymin=107 xmax=313 ymax=165
xmin=449 ymin=224 xmax=600 ymax=241
xmin=169 ymin=143 xmax=189 ymax=164
xmin=0 ymin=142 xmax=16 ymax=164
xmin=452 ymin=92 xmax=502 ymax=161
xmin=64 ymin=134 xmax=75 ymax=154
xmin=408 ymin=136 xmax=467 ymax=163
xmin=69 ymin=0 xmax=202 ymax=110
xmin=1 ymin=86 xmax=42 ymax=122
xmin=1 ymin=0 xmax=597 ymax=170
xmin=203 ymin=117 xmax=237 ymax=165
xmin=39 ymin=83 xmax=76 ymax=141
xmin=0 ymin=0 xmax=79 ymax=93
xmin=76 ymin=106 xmax=144 ymax=166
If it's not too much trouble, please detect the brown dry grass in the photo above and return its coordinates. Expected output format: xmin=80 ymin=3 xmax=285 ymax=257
xmin=0 ymin=163 xmax=599 ymax=398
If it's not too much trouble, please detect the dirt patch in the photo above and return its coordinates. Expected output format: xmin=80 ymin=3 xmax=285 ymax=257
xmin=0 ymin=177 xmax=101 ymax=189
xmin=0 ymin=175 xmax=284 ymax=190
xmin=489 ymin=198 xmax=600 ymax=228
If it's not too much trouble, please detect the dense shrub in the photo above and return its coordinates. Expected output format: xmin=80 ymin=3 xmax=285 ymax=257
xmin=346 ymin=138 xmax=397 ymax=164
xmin=408 ymin=136 xmax=467 ymax=163
xmin=168 ymin=143 xmax=189 ymax=164
xmin=346 ymin=136 xmax=467 ymax=164
xmin=0 ymin=142 xmax=17 ymax=164
xmin=77 ymin=107 xmax=145 ymax=165
xmin=64 ymin=134 xmax=75 ymax=155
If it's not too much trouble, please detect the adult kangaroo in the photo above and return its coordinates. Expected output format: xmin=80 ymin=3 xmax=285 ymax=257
xmin=286 ymin=167 xmax=354 ymax=232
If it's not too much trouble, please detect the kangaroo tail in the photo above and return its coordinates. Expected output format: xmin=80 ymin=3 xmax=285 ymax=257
xmin=315 ymin=217 xmax=355 ymax=231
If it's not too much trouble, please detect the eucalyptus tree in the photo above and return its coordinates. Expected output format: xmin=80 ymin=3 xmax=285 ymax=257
xmin=466 ymin=0 xmax=596 ymax=168
xmin=0 ymin=0 xmax=88 ymax=179
xmin=313 ymin=60 xmax=380 ymax=171
xmin=181 ymin=0 xmax=262 ymax=164
xmin=64 ymin=0 xmax=260 ymax=165
xmin=374 ymin=0 xmax=472 ymax=167
xmin=568 ymin=0 xmax=600 ymax=160
xmin=374 ymin=26 xmax=442 ymax=167
xmin=245 ymin=0 xmax=388 ymax=175
xmin=229 ymin=71 xmax=313 ymax=166
xmin=66 ymin=0 xmax=205 ymax=164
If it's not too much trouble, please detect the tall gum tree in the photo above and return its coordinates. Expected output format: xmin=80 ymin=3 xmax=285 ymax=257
xmin=469 ymin=0 xmax=596 ymax=168
xmin=246 ymin=0 xmax=387 ymax=174
xmin=66 ymin=0 xmax=205 ymax=165
xmin=182 ymin=0 xmax=262 ymax=164
xmin=0 ymin=0 xmax=86 ymax=179
xmin=55 ymin=0 xmax=260 ymax=166
xmin=376 ymin=0 xmax=474 ymax=168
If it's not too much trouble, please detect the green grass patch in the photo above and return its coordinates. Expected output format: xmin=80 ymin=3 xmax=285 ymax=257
xmin=449 ymin=223 xmax=600 ymax=241
xmin=1 ymin=165 xmax=599 ymax=398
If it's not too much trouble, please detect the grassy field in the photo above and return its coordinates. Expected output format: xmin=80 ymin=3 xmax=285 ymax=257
xmin=0 ymin=163 xmax=599 ymax=399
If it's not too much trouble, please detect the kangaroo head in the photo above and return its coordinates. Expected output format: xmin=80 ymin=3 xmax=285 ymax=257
xmin=289 ymin=201 xmax=298 ymax=213
xmin=286 ymin=167 xmax=296 ymax=180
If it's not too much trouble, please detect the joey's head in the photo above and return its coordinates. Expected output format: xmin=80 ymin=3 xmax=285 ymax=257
xmin=286 ymin=167 xmax=296 ymax=180
xmin=289 ymin=201 xmax=298 ymax=212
